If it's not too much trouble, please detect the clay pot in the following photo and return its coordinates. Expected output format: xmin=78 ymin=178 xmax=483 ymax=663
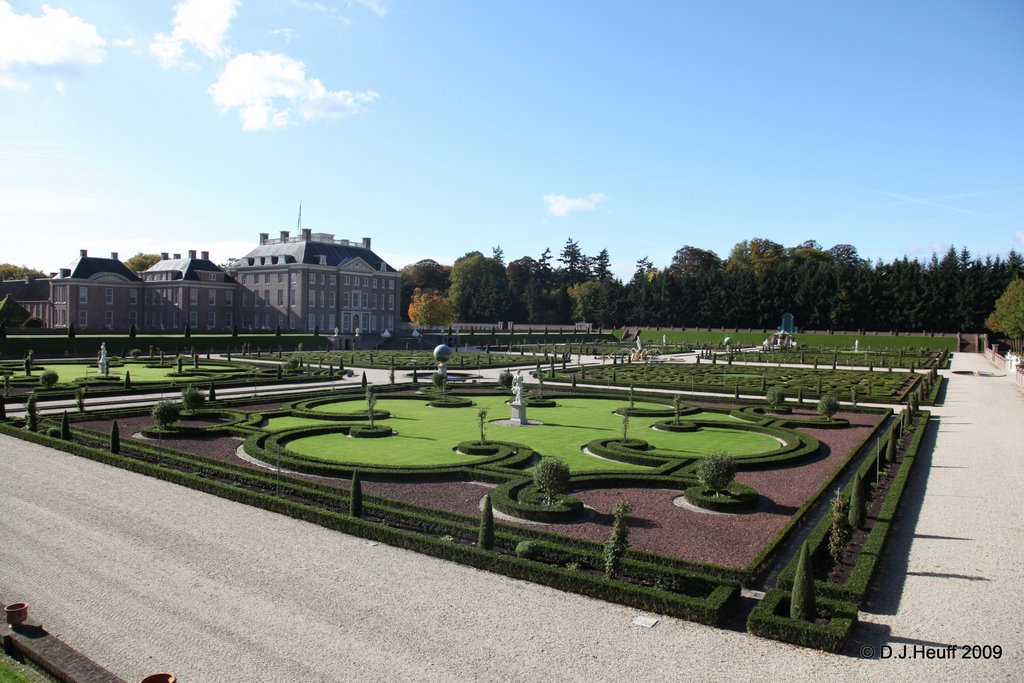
xmin=4 ymin=602 xmax=28 ymax=626
xmin=140 ymin=674 xmax=176 ymax=683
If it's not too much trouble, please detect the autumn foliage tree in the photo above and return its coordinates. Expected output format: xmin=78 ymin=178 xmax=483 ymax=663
xmin=408 ymin=287 xmax=454 ymax=327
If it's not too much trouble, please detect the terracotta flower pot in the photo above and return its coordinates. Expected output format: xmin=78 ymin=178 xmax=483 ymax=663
xmin=4 ymin=602 xmax=28 ymax=626
xmin=140 ymin=674 xmax=176 ymax=683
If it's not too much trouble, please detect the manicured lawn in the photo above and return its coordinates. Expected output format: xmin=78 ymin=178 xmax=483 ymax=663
xmin=282 ymin=397 xmax=778 ymax=472
xmin=625 ymin=328 xmax=955 ymax=351
xmin=7 ymin=361 xmax=248 ymax=384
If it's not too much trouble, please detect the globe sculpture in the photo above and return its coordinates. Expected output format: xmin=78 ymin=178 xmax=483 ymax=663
xmin=434 ymin=344 xmax=452 ymax=377
xmin=723 ymin=336 xmax=733 ymax=347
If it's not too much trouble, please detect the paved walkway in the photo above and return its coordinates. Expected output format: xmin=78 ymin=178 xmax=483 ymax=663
xmin=0 ymin=353 xmax=1020 ymax=681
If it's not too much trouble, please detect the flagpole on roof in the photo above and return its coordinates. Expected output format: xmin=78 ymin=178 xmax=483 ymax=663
xmin=297 ymin=200 xmax=302 ymax=232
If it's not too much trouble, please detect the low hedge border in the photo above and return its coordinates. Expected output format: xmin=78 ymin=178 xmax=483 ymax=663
xmin=137 ymin=409 xmax=249 ymax=437
xmin=746 ymin=589 xmax=858 ymax=652
xmin=490 ymin=478 xmax=585 ymax=523
xmin=733 ymin=405 xmax=851 ymax=429
xmin=776 ymin=411 xmax=931 ymax=604
xmin=0 ymin=422 xmax=738 ymax=627
xmin=683 ymin=482 xmax=760 ymax=512
xmin=651 ymin=420 xmax=700 ymax=432
xmin=736 ymin=407 xmax=893 ymax=583
xmin=349 ymin=425 xmax=394 ymax=438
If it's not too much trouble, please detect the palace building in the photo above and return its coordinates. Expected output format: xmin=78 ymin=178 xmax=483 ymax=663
xmin=0 ymin=229 xmax=399 ymax=336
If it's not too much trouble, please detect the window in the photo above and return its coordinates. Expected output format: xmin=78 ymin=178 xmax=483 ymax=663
xmin=189 ymin=311 xmax=198 ymax=326
xmin=342 ymin=312 xmax=350 ymax=332
xmin=308 ymin=273 xmax=315 ymax=284
xmin=104 ymin=288 xmax=113 ymax=304
xmin=319 ymin=290 xmax=326 ymax=308
xmin=289 ymin=288 xmax=295 ymax=306
xmin=79 ymin=287 xmax=88 ymax=304
xmin=389 ymin=279 xmax=395 ymax=290
xmin=344 ymin=275 xmax=350 ymax=285
xmin=208 ymin=312 xmax=216 ymax=328
xmin=372 ymin=278 xmax=378 ymax=289
xmin=129 ymin=288 xmax=137 ymax=305
xmin=190 ymin=288 xmax=198 ymax=305
xmin=208 ymin=290 xmax=216 ymax=305
xmin=388 ymin=294 xmax=394 ymax=310
xmin=330 ymin=274 xmax=336 ymax=285
xmin=173 ymin=289 xmax=179 ymax=304
xmin=308 ymin=291 xmax=315 ymax=308
xmin=307 ymin=317 xmax=316 ymax=331
xmin=243 ymin=292 xmax=250 ymax=307
xmin=328 ymin=313 xmax=336 ymax=329
xmin=105 ymin=311 xmax=113 ymax=327
xmin=208 ymin=273 xmax=216 ymax=281
xmin=363 ymin=277 xmax=369 ymax=287
xmin=371 ymin=293 xmax=377 ymax=309
xmin=264 ymin=290 xmax=270 ymax=307
xmin=144 ymin=312 xmax=152 ymax=327
xmin=225 ymin=311 xmax=233 ymax=326
xmin=264 ymin=273 xmax=271 ymax=284
xmin=387 ymin=315 xmax=394 ymax=330
xmin=172 ymin=311 xmax=179 ymax=327
xmin=290 ymin=273 xmax=296 ymax=283
xmin=78 ymin=310 xmax=88 ymax=326
xmin=351 ymin=292 xmax=359 ymax=308
xmin=225 ymin=290 xmax=233 ymax=306
xmin=278 ymin=273 xmax=285 ymax=284
xmin=129 ymin=311 xmax=137 ymax=325
xmin=277 ymin=290 xmax=284 ymax=306
xmin=343 ymin=292 xmax=350 ymax=307
xmin=329 ymin=291 xmax=336 ymax=308
xmin=320 ymin=273 xmax=325 ymax=285
xmin=278 ymin=314 xmax=285 ymax=329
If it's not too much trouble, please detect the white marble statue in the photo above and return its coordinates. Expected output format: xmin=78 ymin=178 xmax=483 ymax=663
xmin=512 ymin=372 xmax=525 ymax=405
xmin=98 ymin=342 xmax=109 ymax=376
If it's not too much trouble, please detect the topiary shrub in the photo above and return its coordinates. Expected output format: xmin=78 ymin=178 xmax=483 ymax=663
xmin=603 ymin=500 xmax=633 ymax=577
xmin=60 ymin=410 xmax=70 ymax=440
xmin=181 ymin=385 xmax=205 ymax=414
xmin=24 ymin=393 xmax=38 ymax=432
xmin=110 ymin=420 xmax=120 ymax=454
xmin=848 ymin=473 xmax=865 ymax=529
xmin=765 ymin=386 xmax=785 ymax=410
xmin=790 ymin=541 xmax=817 ymax=621
xmin=39 ymin=369 xmax=59 ymax=389
xmin=22 ymin=316 xmax=43 ymax=328
xmin=478 ymin=493 xmax=494 ymax=550
xmin=151 ymin=400 xmax=180 ymax=428
xmin=497 ymin=369 xmax=513 ymax=390
xmin=123 ymin=370 xmax=132 ymax=389
xmin=533 ymin=457 xmax=570 ymax=505
xmin=817 ymin=394 xmax=839 ymax=421
xmin=349 ymin=470 xmax=362 ymax=517
xmin=515 ymin=540 xmax=539 ymax=559
xmin=349 ymin=425 xmax=392 ymax=438
xmin=695 ymin=452 xmax=736 ymax=497
xmin=46 ymin=426 xmax=62 ymax=438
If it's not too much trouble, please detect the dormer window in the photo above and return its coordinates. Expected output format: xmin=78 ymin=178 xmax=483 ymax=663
xmin=319 ymin=255 xmax=327 ymax=265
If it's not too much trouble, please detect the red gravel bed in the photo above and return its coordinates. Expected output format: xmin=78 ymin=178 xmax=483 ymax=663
xmin=73 ymin=408 xmax=882 ymax=569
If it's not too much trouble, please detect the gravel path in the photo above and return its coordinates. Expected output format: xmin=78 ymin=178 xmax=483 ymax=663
xmin=1 ymin=352 xmax=1020 ymax=681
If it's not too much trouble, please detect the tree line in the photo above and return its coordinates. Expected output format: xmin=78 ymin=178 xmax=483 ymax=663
xmin=401 ymin=238 xmax=1024 ymax=333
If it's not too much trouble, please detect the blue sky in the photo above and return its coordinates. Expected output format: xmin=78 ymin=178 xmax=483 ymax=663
xmin=1 ymin=0 xmax=1022 ymax=279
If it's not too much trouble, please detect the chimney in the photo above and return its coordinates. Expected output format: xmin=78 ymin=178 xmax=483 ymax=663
xmin=188 ymin=249 xmax=197 ymax=259
xmin=173 ymin=253 xmax=180 ymax=259
xmin=201 ymin=250 xmax=209 ymax=260
xmin=49 ymin=272 xmax=57 ymax=278
xmin=161 ymin=252 xmax=169 ymax=260
xmin=302 ymin=228 xmax=312 ymax=241
xmin=362 ymin=237 xmax=371 ymax=249
xmin=60 ymin=269 xmax=71 ymax=277
xmin=259 ymin=232 xmax=269 ymax=245
xmin=111 ymin=252 xmax=118 ymax=260
xmin=79 ymin=249 xmax=88 ymax=257
xmin=25 ymin=275 xmax=35 ymax=282
xmin=280 ymin=230 xmax=289 ymax=241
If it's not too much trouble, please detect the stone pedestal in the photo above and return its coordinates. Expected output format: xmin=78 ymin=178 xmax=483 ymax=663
xmin=510 ymin=402 xmax=527 ymax=425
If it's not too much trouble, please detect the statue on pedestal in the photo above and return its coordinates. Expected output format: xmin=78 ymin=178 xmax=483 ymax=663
xmin=98 ymin=342 xmax=109 ymax=376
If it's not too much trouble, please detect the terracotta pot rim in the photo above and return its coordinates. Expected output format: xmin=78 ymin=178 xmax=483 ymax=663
xmin=4 ymin=602 xmax=28 ymax=611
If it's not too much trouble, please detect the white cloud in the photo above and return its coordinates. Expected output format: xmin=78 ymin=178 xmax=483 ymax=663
xmin=54 ymin=81 xmax=64 ymax=94
xmin=349 ymin=0 xmax=389 ymax=17
xmin=270 ymin=28 xmax=296 ymax=42
xmin=113 ymin=38 xmax=135 ymax=48
xmin=543 ymin=193 xmax=608 ymax=217
xmin=209 ymin=51 xmax=378 ymax=131
xmin=150 ymin=0 xmax=240 ymax=69
xmin=290 ymin=1 xmax=354 ymax=24
xmin=0 ymin=1 xmax=105 ymax=86
xmin=1015 ymin=231 xmax=1024 ymax=249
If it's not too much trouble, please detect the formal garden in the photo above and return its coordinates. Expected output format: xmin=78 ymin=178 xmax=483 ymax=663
xmin=0 ymin=357 xmax=934 ymax=651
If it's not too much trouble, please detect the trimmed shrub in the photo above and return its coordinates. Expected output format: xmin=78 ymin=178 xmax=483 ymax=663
xmin=151 ymin=400 xmax=180 ymax=428
xmin=110 ymin=420 xmax=120 ymax=454
xmin=478 ymin=493 xmax=494 ymax=550
xmin=695 ymin=452 xmax=736 ymax=496
xmin=350 ymin=470 xmax=362 ymax=517
xmin=534 ymin=457 xmax=570 ymax=505
xmin=181 ymin=385 xmax=205 ymax=413
xmin=59 ymin=410 xmax=70 ymax=440
xmin=790 ymin=542 xmax=816 ymax=621
xmin=683 ymin=482 xmax=759 ymax=512
xmin=848 ymin=472 xmax=865 ymax=529
xmin=24 ymin=393 xmax=38 ymax=432
xmin=123 ymin=370 xmax=132 ymax=389
xmin=516 ymin=540 xmax=539 ymax=559
xmin=39 ymin=369 xmax=59 ymax=388
xmin=46 ymin=426 xmax=62 ymax=438
xmin=817 ymin=394 xmax=839 ymax=421
xmin=765 ymin=386 xmax=785 ymax=410
xmin=603 ymin=500 xmax=633 ymax=577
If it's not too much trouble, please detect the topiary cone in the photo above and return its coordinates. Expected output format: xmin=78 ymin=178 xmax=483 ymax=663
xmin=350 ymin=471 xmax=362 ymax=517
xmin=110 ymin=420 xmax=120 ymax=454
xmin=848 ymin=473 xmax=865 ymax=529
xmin=478 ymin=494 xmax=494 ymax=550
xmin=790 ymin=541 xmax=817 ymax=622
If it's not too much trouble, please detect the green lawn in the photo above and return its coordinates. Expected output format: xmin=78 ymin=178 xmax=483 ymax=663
xmin=6 ymin=361 xmax=248 ymax=384
xmin=625 ymin=329 xmax=955 ymax=351
xmin=282 ymin=397 xmax=778 ymax=472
